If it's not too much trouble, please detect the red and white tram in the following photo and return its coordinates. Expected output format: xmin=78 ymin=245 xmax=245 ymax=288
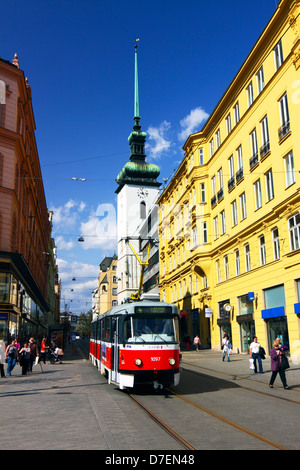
xmin=90 ymin=299 xmax=181 ymax=390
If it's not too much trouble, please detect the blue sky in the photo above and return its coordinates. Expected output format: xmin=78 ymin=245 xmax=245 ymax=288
xmin=1 ymin=0 xmax=278 ymax=314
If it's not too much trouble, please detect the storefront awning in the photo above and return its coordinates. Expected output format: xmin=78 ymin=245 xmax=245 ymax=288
xmin=261 ymin=306 xmax=285 ymax=319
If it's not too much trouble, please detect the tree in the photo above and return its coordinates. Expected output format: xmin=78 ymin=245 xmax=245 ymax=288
xmin=76 ymin=310 xmax=92 ymax=337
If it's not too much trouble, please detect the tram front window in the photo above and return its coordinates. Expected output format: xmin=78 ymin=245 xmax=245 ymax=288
xmin=123 ymin=316 xmax=179 ymax=343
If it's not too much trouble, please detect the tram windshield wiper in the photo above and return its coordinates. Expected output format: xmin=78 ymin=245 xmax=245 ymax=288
xmin=154 ymin=334 xmax=168 ymax=344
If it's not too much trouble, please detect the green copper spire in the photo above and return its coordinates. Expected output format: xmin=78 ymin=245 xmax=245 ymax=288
xmin=115 ymin=42 xmax=161 ymax=194
xmin=134 ymin=43 xmax=139 ymax=120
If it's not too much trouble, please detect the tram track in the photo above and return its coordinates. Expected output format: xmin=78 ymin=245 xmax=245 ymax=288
xmin=128 ymin=393 xmax=197 ymax=450
xmin=128 ymin=384 xmax=290 ymax=450
xmin=127 ymin=361 xmax=299 ymax=450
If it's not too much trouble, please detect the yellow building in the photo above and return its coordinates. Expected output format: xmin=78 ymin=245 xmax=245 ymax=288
xmin=98 ymin=255 xmax=118 ymax=315
xmin=158 ymin=0 xmax=300 ymax=360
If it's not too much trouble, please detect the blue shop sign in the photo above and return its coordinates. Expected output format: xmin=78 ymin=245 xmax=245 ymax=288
xmin=0 ymin=313 xmax=9 ymax=321
xmin=294 ymin=303 xmax=300 ymax=314
xmin=261 ymin=306 xmax=285 ymax=319
xmin=248 ymin=292 xmax=255 ymax=301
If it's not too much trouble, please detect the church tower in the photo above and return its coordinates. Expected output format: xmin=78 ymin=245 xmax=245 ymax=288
xmin=116 ymin=43 xmax=161 ymax=304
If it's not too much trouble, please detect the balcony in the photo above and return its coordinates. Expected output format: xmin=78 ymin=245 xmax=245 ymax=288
xmin=278 ymin=121 xmax=290 ymax=141
xmin=228 ymin=176 xmax=235 ymax=191
xmin=260 ymin=141 xmax=270 ymax=159
xmin=236 ymin=167 xmax=244 ymax=183
xmin=250 ymin=153 xmax=259 ymax=169
xmin=211 ymin=195 xmax=217 ymax=208
xmin=217 ymin=187 xmax=224 ymax=201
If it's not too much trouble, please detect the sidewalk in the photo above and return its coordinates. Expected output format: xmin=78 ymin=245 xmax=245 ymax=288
xmin=180 ymin=348 xmax=300 ymax=392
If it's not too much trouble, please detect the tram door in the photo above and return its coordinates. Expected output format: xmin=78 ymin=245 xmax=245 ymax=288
xmin=111 ymin=317 xmax=120 ymax=383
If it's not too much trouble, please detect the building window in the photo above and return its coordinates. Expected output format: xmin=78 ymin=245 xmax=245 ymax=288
xmin=216 ymin=260 xmax=221 ymax=284
xmin=233 ymin=101 xmax=240 ymax=125
xmin=199 ymin=147 xmax=204 ymax=165
xmin=220 ymin=210 xmax=226 ymax=235
xmin=226 ymin=114 xmax=231 ymax=135
xmin=254 ymin=179 xmax=262 ymax=210
xmin=210 ymin=138 xmax=214 ymax=157
xmin=250 ymin=128 xmax=258 ymax=167
xmin=235 ymin=249 xmax=240 ymax=276
xmin=284 ymin=151 xmax=295 ymax=188
xmin=246 ymin=82 xmax=254 ymax=108
xmin=231 ymin=200 xmax=238 ymax=227
xmin=256 ymin=66 xmax=265 ymax=94
xmin=224 ymin=255 xmax=229 ymax=281
xmin=214 ymin=216 xmax=219 ymax=240
xmin=274 ymin=39 xmax=283 ymax=71
xmin=260 ymin=115 xmax=270 ymax=157
xmin=202 ymin=221 xmax=208 ymax=244
xmin=200 ymin=183 xmax=206 ymax=203
xmin=264 ymin=284 xmax=285 ymax=309
xmin=236 ymin=145 xmax=243 ymax=182
xmin=259 ymin=235 xmax=266 ymax=266
xmin=245 ymin=244 xmax=251 ymax=272
xmin=278 ymin=93 xmax=290 ymax=140
xmin=240 ymin=192 xmax=247 ymax=220
xmin=272 ymin=228 xmax=280 ymax=260
xmin=140 ymin=201 xmax=146 ymax=219
xmin=289 ymin=213 xmax=300 ymax=251
xmin=216 ymin=129 xmax=221 ymax=149
xmin=192 ymin=226 xmax=198 ymax=247
xmin=265 ymin=169 xmax=274 ymax=202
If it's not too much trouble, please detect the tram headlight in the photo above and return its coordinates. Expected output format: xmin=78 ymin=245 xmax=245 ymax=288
xmin=169 ymin=358 xmax=176 ymax=366
xmin=135 ymin=358 xmax=143 ymax=366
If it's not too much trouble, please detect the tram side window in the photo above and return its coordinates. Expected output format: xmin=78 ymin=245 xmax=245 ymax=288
xmin=97 ymin=319 xmax=101 ymax=340
xmin=91 ymin=322 xmax=96 ymax=340
xmin=101 ymin=317 xmax=111 ymax=342
xmin=123 ymin=317 xmax=132 ymax=341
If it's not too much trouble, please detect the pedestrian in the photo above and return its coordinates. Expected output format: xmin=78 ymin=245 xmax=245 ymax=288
xmin=193 ymin=335 xmax=201 ymax=351
xmin=249 ymin=336 xmax=263 ymax=373
xmin=0 ymin=340 xmax=6 ymax=378
xmin=222 ymin=335 xmax=231 ymax=362
xmin=269 ymin=340 xmax=289 ymax=389
xmin=40 ymin=337 xmax=49 ymax=364
xmin=28 ymin=337 xmax=39 ymax=372
xmin=19 ymin=342 xmax=31 ymax=375
xmin=5 ymin=339 xmax=18 ymax=376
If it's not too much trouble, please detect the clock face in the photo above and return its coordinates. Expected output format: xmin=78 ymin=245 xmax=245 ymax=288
xmin=137 ymin=188 xmax=148 ymax=198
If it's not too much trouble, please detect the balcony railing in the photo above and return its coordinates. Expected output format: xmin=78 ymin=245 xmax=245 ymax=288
xmin=236 ymin=167 xmax=244 ymax=183
xmin=250 ymin=153 xmax=258 ymax=169
xmin=278 ymin=121 xmax=290 ymax=141
xmin=217 ymin=187 xmax=224 ymax=201
xmin=228 ymin=176 xmax=235 ymax=191
xmin=260 ymin=141 xmax=270 ymax=159
xmin=211 ymin=195 xmax=217 ymax=208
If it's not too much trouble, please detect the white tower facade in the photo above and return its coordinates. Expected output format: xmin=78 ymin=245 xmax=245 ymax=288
xmin=115 ymin=44 xmax=161 ymax=304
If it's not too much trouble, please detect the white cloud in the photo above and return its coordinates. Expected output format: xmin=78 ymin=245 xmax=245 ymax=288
xmin=79 ymin=203 xmax=117 ymax=250
xmin=50 ymin=199 xmax=86 ymax=229
xmin=146 ymin=120 xmax=172 ymax=160
xmin=178 ymin=107 xmax=209 ymax=141
xmin=57 ymin=258 xmax=99 ymax=314
xmin=55 ymin=235 xmax=75 ymax=251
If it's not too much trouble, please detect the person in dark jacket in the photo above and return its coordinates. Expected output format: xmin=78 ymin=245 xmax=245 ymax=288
xmin=269 ymin=340 xmax=289 ymax=389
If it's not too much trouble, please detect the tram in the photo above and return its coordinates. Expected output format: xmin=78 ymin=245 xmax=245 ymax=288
xmin=90 ymin=298 xmax=181 ymax=390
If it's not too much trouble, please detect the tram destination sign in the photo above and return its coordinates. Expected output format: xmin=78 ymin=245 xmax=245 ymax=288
xmin=134 ymin=306 xmax=173 ymax=314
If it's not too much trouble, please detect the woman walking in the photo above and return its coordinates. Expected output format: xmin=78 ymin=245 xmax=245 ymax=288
xmin=19 ymin=342 xmax=31 ymax=375
xmin=40 ymin=337 xmax=49 ymax=365
xmin=269 ymin=340 xmax=289 ymax=389
xmin=5 ymin=339 xmax=18 ymax=376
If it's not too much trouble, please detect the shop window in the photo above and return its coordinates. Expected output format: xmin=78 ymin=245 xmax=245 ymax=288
xmin=264 ymin=284 xmax=285 ymax=309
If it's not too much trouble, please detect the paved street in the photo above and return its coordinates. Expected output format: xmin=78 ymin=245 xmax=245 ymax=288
xmin=0 ymin=340 xmax=299 ymax=452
